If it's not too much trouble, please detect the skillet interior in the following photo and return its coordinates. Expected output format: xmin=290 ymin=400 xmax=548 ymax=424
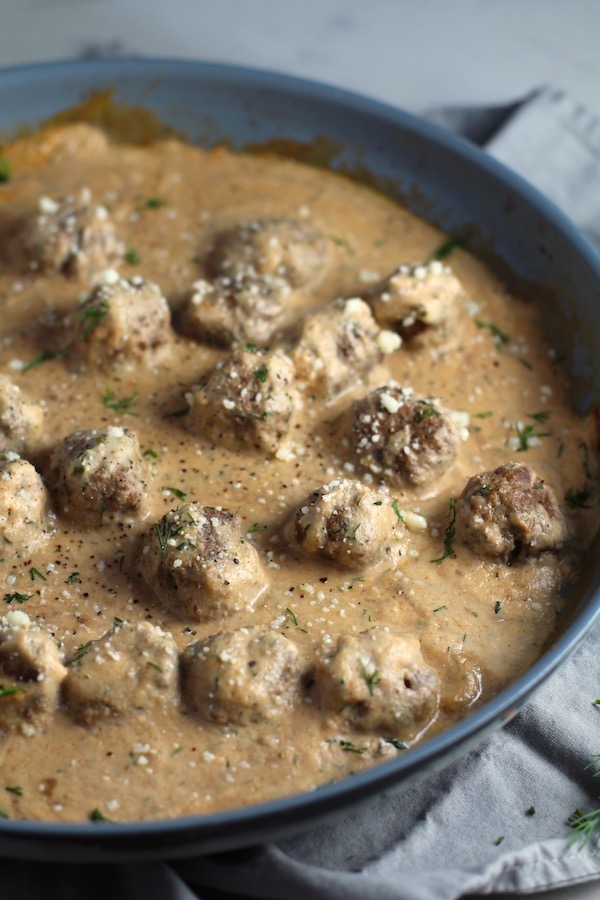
xmin=0 ymin=58 xmax=598 ymax=862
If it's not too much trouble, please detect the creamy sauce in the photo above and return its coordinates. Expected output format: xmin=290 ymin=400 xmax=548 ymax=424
xmin=0 ymin=123 xmax=596 ymax=823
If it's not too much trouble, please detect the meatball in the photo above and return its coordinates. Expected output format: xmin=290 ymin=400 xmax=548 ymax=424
xmin=50 ymin=426 xmax=149 ymax=526
xmin=293 ymin=479 xmax=403 ymax=570
xmin=207 ymin=218 xmax=332 ymax=290
xmin=62 ymin=621 xmax=179 ymax=725
xmin=181 ymin=218 xmax=335 ymax=347
xmin=186 ymin=348 xmax=297 ymax=454
xmin=0 ymin=375 xmax=44 ymax=453
xmin=181 ymin=276 xmax=288 ymax=347
xmin=367 ymin=259 xmax=463 ymax=344
xmin=140 ymin=503 xmax=269 ymax=622
xmin=456 ymin=462 xmax=568 ymax=561
xmin=350 ymin=383 xmax=460 ymax=486
xmin=22 ymin=188 xmax=123 ymax=278
xmin=0 ymin=613 xmax=67 ymax=735
xmin=0 ymin=453 xmax=52 ymax=550
xmin=181 ymin=626 xmax=301 ymax=725
xmin=292 ymin=297 xmax=400 ymax=398
xmin=314 ymin=628 xmax=439 ymax=739
xmin=73 ymin=274 xmax=172 ymax=369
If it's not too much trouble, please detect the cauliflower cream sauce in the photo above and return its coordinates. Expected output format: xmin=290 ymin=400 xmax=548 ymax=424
xmin=0 ymin=123 xmax=597 ymax=823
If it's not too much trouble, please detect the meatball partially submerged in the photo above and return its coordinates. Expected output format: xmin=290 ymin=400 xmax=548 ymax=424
xmin=314 ymin=628 xmax=439 ymax=740
xmin=0 ymin=453 xmax=52 ymax=550
xmin=293 ymin=478 xmax=404 ymax=570
xmin=186 ymin=348 xmax=297 ymax=454
xmin=73 ymin=274 xmax=172 ymax=369
xmin=0 ymin=375 xmax=44 ymax=453
xmin=207 ymin=218 xmax=332 ymax=289
xmin=456 ymin=462 xmax=568 ymax=561
xmin=367 ymin=259 xmax=463 ymax=344
xmin=22 ymin=188 xmax=123 ymax=278
xmin=292 ymin=297 xmax=401 ymax=398
xmin=182 ymin=626 xmax=301 ymax=725
xmin=140 ymin=503 xmax=269 ymax=622
xmin=62 ymin=621 xmax=179 ymax=725
xmin=350 ymin=383 xmax=461 ymax=486
xmin=0 ymin=614 xmax=67 ymax=736
xmin=182 ymin=276 xmax=285 ymax=348
xmin=50 ymin=426 xmax=150 ymax=526
xmin=181 ymin=218 xmax=335 ymax=346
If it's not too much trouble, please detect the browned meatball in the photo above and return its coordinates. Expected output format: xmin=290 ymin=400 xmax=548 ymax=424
xmin=367 ymin=260 xmax=463 ymax=344
xmin=73 ymin=274 xmax=172 ymax=369
xmin=314 ymin=628 xmax=439 ymax=740
xmin=186 ymin=348 xmax=297 ymax=454
xmin=181 ymin=276 xmax=287 ymax=347
xmin=22 ymin=188 xmax=123 ymax=278
xmin=182 ymin=218 xmax=335 ymax=347
xmin=456 ymin=462 xmax=568 ymax=561
xmin=292 ymin=297 xmax=400 ymax=398
xmin=0 ymin=614 xmax=67 ymax=736
xmin=62 ymin=621 xmax=179 ymax=725
xmin=140 ymin=503 xmax=269 ymax=622
xmin=350 ymin=384 xmax=460 ymax=486
xmin=293 ymin=478 xmax=404 ymax=570
xmin=181 ymin=626 xmax=301 ymax=725
xmin=0 ymin=376 xmax=44 ymax=453
xmin=50 ymin=426 xmax=150 ymax=526
xmin=0 ymin=454 xmax=52 ymax=550
xmin=206 ymin=218 xmax=332 ymax=289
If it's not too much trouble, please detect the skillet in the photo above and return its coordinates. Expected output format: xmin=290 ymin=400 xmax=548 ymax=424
xmin=0 ymin=58 xmax=599 ymax=862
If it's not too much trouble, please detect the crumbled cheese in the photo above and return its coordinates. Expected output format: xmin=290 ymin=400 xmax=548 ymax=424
xmin=275 ymin=445 xmax=296 ymax=462
xmin=448 ymin=409 xmax=471 ymax=442
xmin=6 ymin=610 xmax=30 ymax=628
xmin=96 ymin=267 xmax=121 ymax=286
xmin=377 ymin=329 xmax=402 ymax=354
xmin=380 ymin=391 xmax=402 ymax=415
xmin=344 ymin=297 xmax=366 ymax=315
xmin=403 ymin=510 xmax=428 ymax=533
xmin=38 ymin=196 xmax=60 ymax=215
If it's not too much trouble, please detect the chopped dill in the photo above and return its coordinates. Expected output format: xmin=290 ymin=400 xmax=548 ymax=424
xmin=475 ymin=320 xmax=509 ymax=345
xmin=431 ymin=499 xmax=457 ymax=563
xmin=286 ymin=608 xmax=308 ymax=633
xmin=101 ymin=386 xmax=138 ymax=415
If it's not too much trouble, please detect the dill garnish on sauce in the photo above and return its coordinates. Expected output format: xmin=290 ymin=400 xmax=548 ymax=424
xmin=431 ymin=499 xmax=457 ymax=563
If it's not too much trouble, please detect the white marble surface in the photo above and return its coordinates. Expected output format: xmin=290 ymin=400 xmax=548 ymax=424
xmin=1 ymin=2 xmax=600 ymax=898
xmin=1 ymin=0 xmax=600 ymax=116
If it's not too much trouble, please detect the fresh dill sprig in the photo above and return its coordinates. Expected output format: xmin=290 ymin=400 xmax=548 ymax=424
xmin=429 ymin=236 xmax=461 ymax=260
xmin=568 ymin=754 xmax=600 ymax=848
xmin=102 ymin=386 xmax=138 ymax=415
xmin=514 ymin=422 xmax=551 ymax=451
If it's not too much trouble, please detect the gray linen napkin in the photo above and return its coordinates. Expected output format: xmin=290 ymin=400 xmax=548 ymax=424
xmin=2 ymin=86 xmax=600 ymax=900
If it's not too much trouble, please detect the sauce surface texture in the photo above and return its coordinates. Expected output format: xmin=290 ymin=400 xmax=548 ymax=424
xmin=0 ymin=123 xmax=596 ymax=823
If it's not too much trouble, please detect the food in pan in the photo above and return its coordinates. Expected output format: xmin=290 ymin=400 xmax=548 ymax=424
xmin=0 ymin=120 xmax=596 ymax=822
